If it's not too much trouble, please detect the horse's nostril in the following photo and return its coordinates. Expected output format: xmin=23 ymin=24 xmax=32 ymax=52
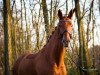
xmin=61 ymin=38 xmax=69 ymax=47
xmin=67 ymin=39 xmax=70 ymax=43
xmin=66 ymin=38 xmax=70 ymax=42
xmin=70 ymin=35 xmax=72 ymax=39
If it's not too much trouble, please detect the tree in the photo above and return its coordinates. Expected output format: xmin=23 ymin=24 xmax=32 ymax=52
xmin=41 ymin=0 xmax=49 ymax=40
xmin=74 ymin=0 xmax=90 ymax=75
xmin=66 ymin=0 xmax=68 ymax=14
xmin=3 ymin=0 xmax=12 ymax=75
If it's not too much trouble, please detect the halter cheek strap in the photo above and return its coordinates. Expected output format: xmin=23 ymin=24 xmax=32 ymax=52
xmin=60 ymin=30 xmax=72 ymax=39
xmin=61 ymin=30 xmax=72 ymax=36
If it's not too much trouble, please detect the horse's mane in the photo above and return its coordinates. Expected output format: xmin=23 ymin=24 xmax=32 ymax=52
xmin=47 ymin=26 xmax=58 ymax=43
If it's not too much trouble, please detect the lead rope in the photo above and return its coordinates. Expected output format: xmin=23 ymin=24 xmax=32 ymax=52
xmin=65 ymin=47 xmax=85 ymax=72
xmin=65 ymin=46 xmax=99 ymax=73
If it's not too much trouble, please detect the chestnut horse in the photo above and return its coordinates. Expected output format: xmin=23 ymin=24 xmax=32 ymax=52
xmin=13 ymin=9 xmax=75 ymax=75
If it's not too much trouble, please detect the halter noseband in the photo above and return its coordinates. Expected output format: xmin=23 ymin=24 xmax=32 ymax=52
xmin=59 ymin=20 xmax=72 ymax=38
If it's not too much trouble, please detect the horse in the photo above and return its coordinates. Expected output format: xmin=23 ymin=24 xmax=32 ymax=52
xmin=13 ymin=8 xmax=75 ymax=75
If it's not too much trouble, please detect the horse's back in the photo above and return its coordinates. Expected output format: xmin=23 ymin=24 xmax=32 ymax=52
xmin=13 ymin=53 xmax=37 ymax=75
xmin=13 ymin=54 xmax=26 ymax=75
xmin=25 ymin=53 xmax=37 ymax=59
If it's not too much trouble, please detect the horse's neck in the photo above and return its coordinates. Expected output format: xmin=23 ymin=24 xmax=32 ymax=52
xmin=44 ymin=27 xmax=65 ymax=67
xmin=52 ymin=36 xmax=65 ymax=67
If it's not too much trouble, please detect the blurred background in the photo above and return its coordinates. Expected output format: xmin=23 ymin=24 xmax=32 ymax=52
xmin=0 ymin=0 xmax=100 ymax=75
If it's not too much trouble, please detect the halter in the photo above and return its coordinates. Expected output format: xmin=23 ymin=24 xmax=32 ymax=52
xmin=59 ymin=20 xmax=72 ymax=38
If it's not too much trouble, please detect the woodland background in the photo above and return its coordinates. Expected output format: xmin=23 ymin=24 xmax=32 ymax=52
xmin=0 ymin=0 xmax=100 ymax=75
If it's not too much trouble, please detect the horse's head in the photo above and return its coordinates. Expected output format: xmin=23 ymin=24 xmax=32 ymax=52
xmin=58 ymin=9 xmax=75 ymax=47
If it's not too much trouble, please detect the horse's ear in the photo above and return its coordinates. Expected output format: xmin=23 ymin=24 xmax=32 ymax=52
xmin=67 ymin=8 xmax=75 ymax=19
xmin=58 ymin=9 xmax=63 ymax=19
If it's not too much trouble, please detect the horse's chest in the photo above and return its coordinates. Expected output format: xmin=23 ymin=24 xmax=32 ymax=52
xmin=54 ymin=68 xmax=62 ymax=74
xmin=54 ymin=66 xmax=66 ymax=75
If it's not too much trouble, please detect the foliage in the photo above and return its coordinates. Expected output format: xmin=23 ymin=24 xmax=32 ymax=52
xmin=0 ymin=0 xmax=100 ymax=75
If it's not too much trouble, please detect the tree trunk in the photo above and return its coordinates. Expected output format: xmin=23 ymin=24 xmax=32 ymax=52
xmin=20 ymin=0 xmax=24 ymax=52
xmin=41 ymin=0 xmax=49 ymax=40
xmin=3 ymin=0 xmax=12 ymax=74
xmin=3 ymin=0 xmax=9 ymax=74
xmin=50 ymin=0 xmax=53 ymax=33
xmin=52 ymin=0 xmax=57 ymax=26
xmin=66 ymin=0 xmax=68 ymax=14
xmin=23 ymin=0 xmax=30 ymax=51
xmin=74 ymin=0 xmax=90 ymax=75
